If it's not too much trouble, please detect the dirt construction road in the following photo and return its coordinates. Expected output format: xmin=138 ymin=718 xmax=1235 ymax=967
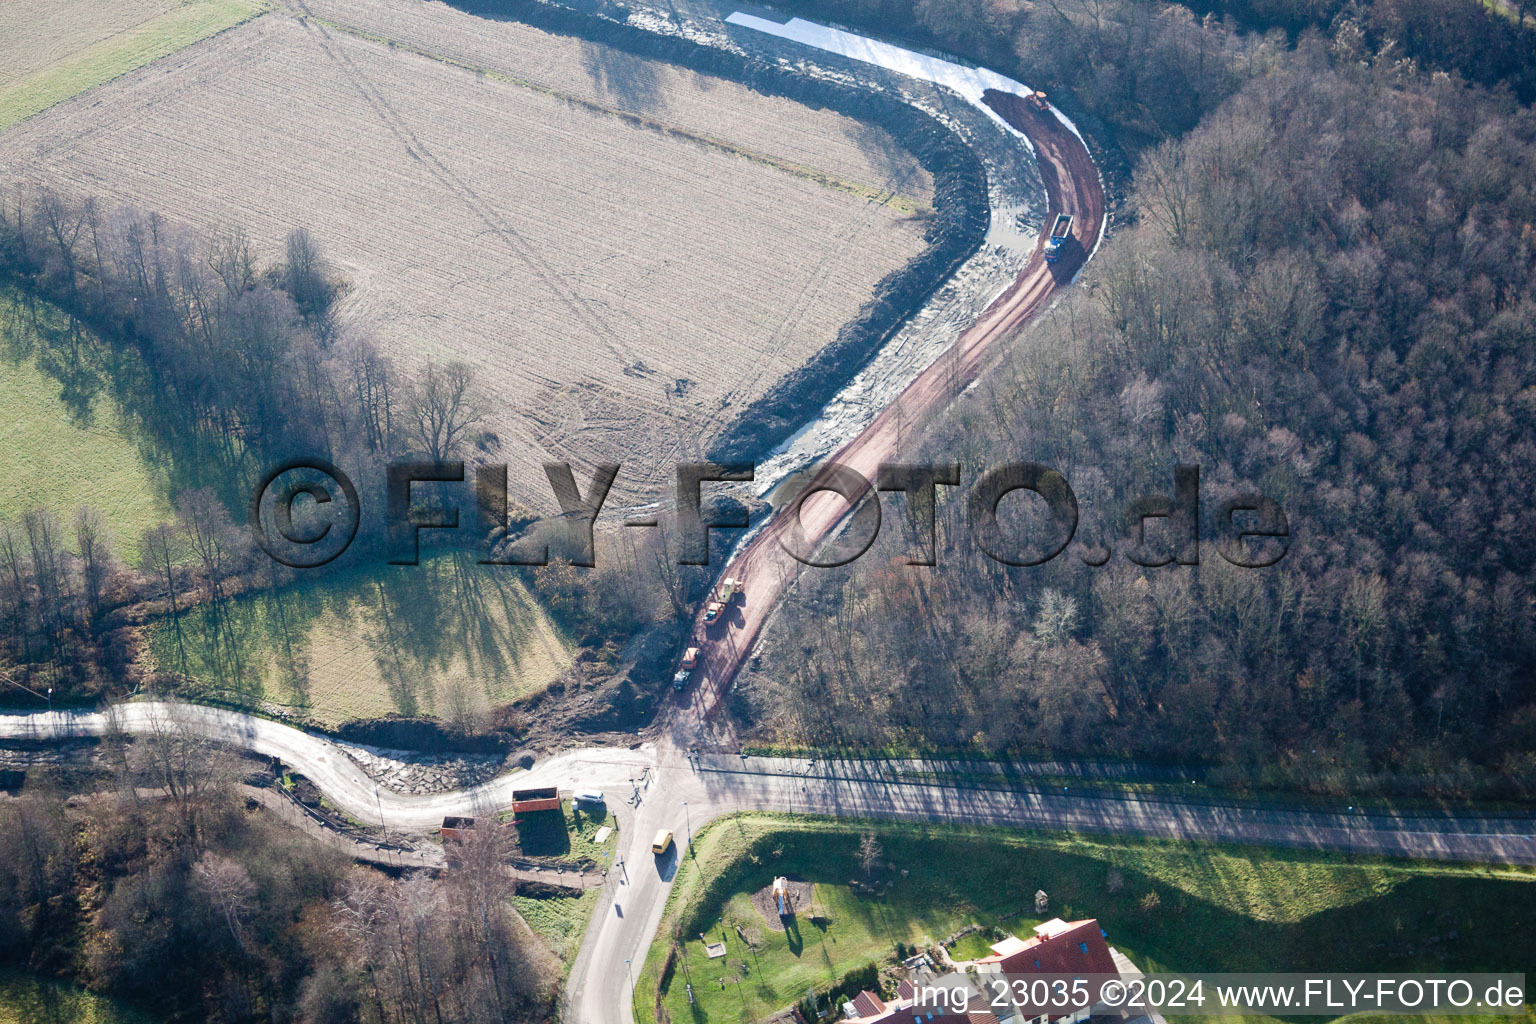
xmin=669 ymin=89 xmax=1105 ymax=741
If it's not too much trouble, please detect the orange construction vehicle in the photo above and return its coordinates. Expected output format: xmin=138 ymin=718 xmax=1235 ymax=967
xmin=674 ymin=646 xmax=700 ymax=691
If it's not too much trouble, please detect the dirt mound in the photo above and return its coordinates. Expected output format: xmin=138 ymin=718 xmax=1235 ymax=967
xmin=749 ymin=877 xmax=813 ymax=930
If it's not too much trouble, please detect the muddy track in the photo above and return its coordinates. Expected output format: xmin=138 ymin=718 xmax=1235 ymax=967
xmin=245 ymin=784 xmax=605 ymax=889
xmin=667 ymin=88 xmax=1106 ymax=743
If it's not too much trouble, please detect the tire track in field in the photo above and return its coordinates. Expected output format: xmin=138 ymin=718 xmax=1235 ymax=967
xmin=287 ymin=0 xmax=917 ymax=494
xmin=288 ymin=1 xmax=899 ymax=496
xmin=718 ymin=181 xmax=901 ymax=412
xmin=650 ymin=169 xmax=912 ymax=491
xmin=289 ymin=4 xmax=641 ymax=371
xmin=279 ymin=0 xmax=925 ymax=504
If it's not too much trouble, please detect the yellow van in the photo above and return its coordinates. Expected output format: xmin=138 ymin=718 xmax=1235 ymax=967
xmin=651 ymin=829 xmax=674 ymax=855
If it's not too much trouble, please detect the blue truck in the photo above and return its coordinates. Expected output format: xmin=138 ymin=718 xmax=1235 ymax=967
xmin=1044 ymin=213 xmax=1073 ymax=263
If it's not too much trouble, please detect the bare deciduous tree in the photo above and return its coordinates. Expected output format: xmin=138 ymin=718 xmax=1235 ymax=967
xmin=857 ymin=831 xmax=883 ymax=878
xmin=130 ymin=703 xmax=240 ymax=847
xmin=141 ymin=522 xmax=187 ymax=673
xmin=193 ymin=852 xmax=257 ymax=953
xmin=176 ymin=489 xmax=245 ymax=606
xmin=74 ymin=507 xmax=113 ymax=624
xmin=406 ymin=359 xmax=485 ymax=461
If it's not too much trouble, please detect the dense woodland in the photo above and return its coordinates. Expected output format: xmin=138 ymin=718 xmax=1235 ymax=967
xmin=0 ymin=0 xmax=1532 ymax=782
xmin=1 ymin=0 xmax=1535 ymax=1018
xmin=0 ymin=711 xmax=555 ymax=1023
xmin=746 ymin=18 xmax=1536 ymax=795
xmin=781 ymin=0 xmax=1536 ymax=149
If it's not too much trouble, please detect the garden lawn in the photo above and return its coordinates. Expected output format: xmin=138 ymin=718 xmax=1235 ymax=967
xmin=636 ymin=814 xmax=1536 ymax=1024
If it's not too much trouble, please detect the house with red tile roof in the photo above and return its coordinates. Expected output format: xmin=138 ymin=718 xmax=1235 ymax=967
xmin=840 ymin=919 xmax=1123 ymax=1024
xmin=973 ymin=918 xmax=1119 ymax=1024
xmin=975 ymin=919 xmax=1117 ymax=976
xmin=851 ymin=991 xmax=888 ymax=1019
xmin=842 ymin=963 xmax=1000 ymax=1024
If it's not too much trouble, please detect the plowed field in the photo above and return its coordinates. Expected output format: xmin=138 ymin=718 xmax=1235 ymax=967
xmin=0 ymin=4 xmax=932 ymax=505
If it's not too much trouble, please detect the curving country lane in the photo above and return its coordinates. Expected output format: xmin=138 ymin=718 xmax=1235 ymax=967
xmin=3 ymin=18 xmax=1531 ymax=1024
xmin=4 ymin=701 xmax=1534 ymax=1024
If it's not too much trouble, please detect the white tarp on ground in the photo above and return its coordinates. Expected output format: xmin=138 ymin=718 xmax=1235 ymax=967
xmin=723 ymin=12 xmax=1086 ymax=147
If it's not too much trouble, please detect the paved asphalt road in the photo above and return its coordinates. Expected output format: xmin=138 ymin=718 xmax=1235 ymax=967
xmin=5 ymin=17 xmax=1531 ymax=1024
xmin=7 ymin=77 xmax=1533 ymax=1024
xmin=3 ymin=702 xmax=1533 ymax=1024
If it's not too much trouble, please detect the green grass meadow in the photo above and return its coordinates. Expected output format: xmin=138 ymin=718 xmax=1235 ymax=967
xmin=0 ymin=0 xmax=268 ymax=132
xmin=517 ymin=888 xmax=602 ymax=967
xmin=636 ymin=814 xmax=1536 ymax=1024
xmin=149 ymin=552 xmax=574 ymax=726
xmin=502 ymin=799 xmax=620 ymax=867
xmin=1 ymin=302 xmax=171 ymax=562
